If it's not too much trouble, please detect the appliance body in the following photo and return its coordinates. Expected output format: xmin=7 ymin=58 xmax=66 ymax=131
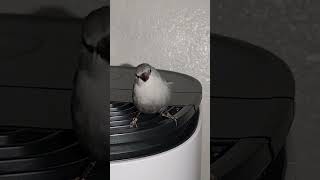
xmin=110 ymin=66 xmax=202 ymax=180
xmin=110 ymin=121 xmax=202 ymax=180
xmin=211 ymin=34 xmax=295 ymax=179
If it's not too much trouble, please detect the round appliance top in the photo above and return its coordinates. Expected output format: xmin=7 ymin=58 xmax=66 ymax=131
xmin=212 ymin=34 xmax=295 ymax=99
xmin=110 ymin=102 xmax=199 ymax=161
xmin=210 ymin=34 xmax=295 ymax=141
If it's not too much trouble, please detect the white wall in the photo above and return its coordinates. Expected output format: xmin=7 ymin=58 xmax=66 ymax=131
xmin=110 ymin=0 xmax=210 ymax=179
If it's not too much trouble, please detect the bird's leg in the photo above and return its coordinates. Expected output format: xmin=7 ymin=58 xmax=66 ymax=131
xmin=160 ymin=109 xmax=178 ymax=127
xmin=129 ymin=111 xmax=138 ymax=118
xmin=130 ymin=111 xmax=141 ymax=128
xmin=74 ymin=161 xmax=96 ymax=180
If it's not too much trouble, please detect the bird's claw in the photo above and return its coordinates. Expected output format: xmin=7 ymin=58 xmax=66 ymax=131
xmin=169 ymin=114 xmax=178 ymax=127
xmin=173 ymin=116 xmax=178 ymax=127
xmin=172 ymin=116 xmax=178 ymax=127
xmin=161 ymin=111 xmax=178 ymax=127
xmin=129 ymin=111 xmax=138 ymax=118
xmin=130 ymin=117 xmax=139 ymax=128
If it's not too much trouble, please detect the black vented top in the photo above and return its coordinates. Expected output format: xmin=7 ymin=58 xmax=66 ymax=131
xmin=0 ymin=127 xmax=105 ymax=180
xmin=110 ymin=102 xmax=199 ymax=161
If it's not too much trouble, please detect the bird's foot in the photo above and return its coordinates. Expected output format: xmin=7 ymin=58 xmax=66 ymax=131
xmin=161 ymin=111 xmax=178 ymax=127
xmin=129 ymin=111 xmax=138 ymax=118
xmin=130 ymin=117 xmax=139 ymax=128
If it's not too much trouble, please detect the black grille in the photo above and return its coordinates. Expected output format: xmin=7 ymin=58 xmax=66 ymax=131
xmin=110 ymin=101 xmax=199 ymax=161
xmin=0 ymin=126 xmax=103 ymax=180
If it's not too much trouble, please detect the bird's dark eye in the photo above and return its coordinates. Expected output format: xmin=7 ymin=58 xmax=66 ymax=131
xmin=149 ymin=69 xmax=151 ymax=73
xmin=135 ymin=74 xmax=139 ymax=78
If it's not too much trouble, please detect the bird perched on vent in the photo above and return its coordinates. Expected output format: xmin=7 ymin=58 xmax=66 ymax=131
xmin=131 ymin=63 xmax=177 ymax=128
xmin=71 ymin=5 xmax=109 ymax=180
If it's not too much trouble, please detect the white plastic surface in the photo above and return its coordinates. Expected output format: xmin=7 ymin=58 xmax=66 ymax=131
xmin=110 ymin=117 xmax=202 ymax=180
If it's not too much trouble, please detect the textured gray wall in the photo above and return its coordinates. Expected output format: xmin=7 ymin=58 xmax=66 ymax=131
xmin=213 ymin=0 xmax=320 ymax=179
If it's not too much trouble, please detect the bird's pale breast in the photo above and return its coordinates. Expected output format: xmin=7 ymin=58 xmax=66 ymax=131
xmin=133 ymin=75 xmax=170 ymax=114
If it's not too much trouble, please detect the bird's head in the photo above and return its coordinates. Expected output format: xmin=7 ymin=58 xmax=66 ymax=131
xmin=135 ymin=63 xmax=152 ymax=84
xmin=82 ymin=6 xmax=109 ymax=63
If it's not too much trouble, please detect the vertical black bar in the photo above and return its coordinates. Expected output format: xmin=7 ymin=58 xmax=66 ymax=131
xmin=106 ymin=0 xmax=111 ymax=179
xmin=210 ymin=1 xmax=214 ymax=180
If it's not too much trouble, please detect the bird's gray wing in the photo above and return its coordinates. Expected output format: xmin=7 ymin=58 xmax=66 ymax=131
xmin=166 ymin=81 xmax=174 ymax=90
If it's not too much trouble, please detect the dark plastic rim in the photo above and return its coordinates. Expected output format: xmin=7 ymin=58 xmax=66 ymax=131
xmin=110 ymin=101 xmax=199 ymax=161
xmin=0 ymin=127 xmax=105 ymax=180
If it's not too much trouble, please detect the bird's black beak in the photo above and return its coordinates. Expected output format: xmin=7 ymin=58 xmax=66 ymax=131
xmin=140 ymin=72 xmax=150 ymax=82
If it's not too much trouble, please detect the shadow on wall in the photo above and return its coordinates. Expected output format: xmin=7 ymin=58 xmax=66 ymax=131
xmin=120 ymin=63 xmax=134 ymax=67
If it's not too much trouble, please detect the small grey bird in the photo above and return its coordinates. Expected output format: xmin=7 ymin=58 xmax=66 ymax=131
xmin=131 ymin=63 xmax=177 ymax=128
